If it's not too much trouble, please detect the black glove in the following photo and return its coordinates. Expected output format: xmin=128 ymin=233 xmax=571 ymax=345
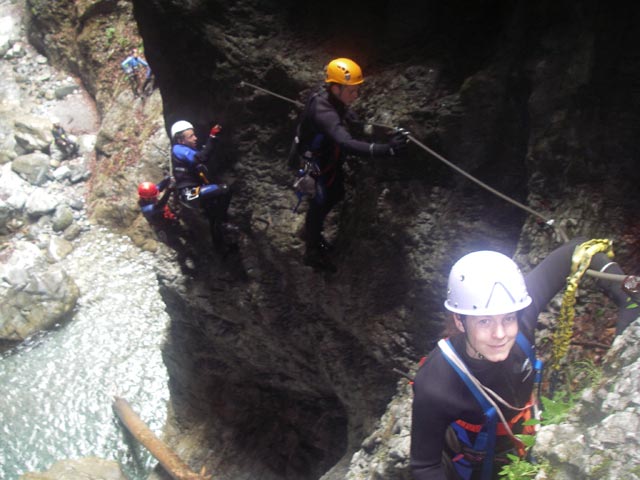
xmin=388 ymin=128 xmax=410 ymax=156
xmin=196 ymin=163 xmax=209 ymax=175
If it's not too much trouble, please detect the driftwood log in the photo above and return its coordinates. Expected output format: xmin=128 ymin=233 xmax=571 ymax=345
xmin=113 ymin=396 xmax=211 ymax=480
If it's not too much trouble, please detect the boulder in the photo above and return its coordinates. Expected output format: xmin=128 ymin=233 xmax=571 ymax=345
xmin=11 ymin=151 xmax=50 ymax=185
xmin=13 ymin=115 xmax=53 ymax=153
xmin=0 ymin=241 xmax=79 ymax=342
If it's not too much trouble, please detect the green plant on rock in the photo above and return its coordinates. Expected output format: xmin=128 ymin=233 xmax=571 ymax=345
xmin=589 ymin=453 xmax=613 ymax=477
xmin=118 ymin=36 xmax=130 ymax=48
xmin=540 ymin=391 xmax=575 ymax=426
xmin=105 ymin=26 xmax=115 ymax=44
xmin=572 ymin=359 xmax=603 ymax=389
xmin=499 ymin=454 xmax=545 ymax=479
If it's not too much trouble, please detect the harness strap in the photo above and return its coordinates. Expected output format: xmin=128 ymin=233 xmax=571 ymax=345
xmin=456 ymin=399 xmax=534 ymax=435
xmin=440 ymin=339 xmax=497 ymax=480
xmin=439 ymin=333 xmax=542 ymax=479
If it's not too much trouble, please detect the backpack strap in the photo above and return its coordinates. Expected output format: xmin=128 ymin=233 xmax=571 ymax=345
xmin=439 ymin=339 xmax=497 ymax=480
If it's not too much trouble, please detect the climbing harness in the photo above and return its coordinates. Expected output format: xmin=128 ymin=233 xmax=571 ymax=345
xmin=439 ymin=333 xmax=542 ymax=480
xmin=292 ymin=161 xmax=319 ymax=212
xmin=550 ymin=239 xmax=614 ymax=371
xmin=181 ymin=186 xmax=201 ymax=202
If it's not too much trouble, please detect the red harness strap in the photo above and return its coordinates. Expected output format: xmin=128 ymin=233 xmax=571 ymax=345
xmin=455 ymin=398 xmax=536 ymax=457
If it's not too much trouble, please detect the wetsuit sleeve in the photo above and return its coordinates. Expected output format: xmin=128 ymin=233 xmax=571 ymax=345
xmin=589 ymin=250 xmax=640 ymax=333
xmin=410 ymin=359 xmax=454 ymax=480
xmin=196 ymin=135 xmax=221 ymax=169
xmin=173 ymin=144 xmax=198 ymax=164
xmin=312 ymin=97 xmax=391 ymax=157
xmin=156 ymin=185 xmax=172 ymax=209
xmin=524 ymin=236 xmax=640 ymax=334
xmin=156 ymin=176 xmax=172 ymax=192
xmin=522 ymin=238 xmax=585 ymax=331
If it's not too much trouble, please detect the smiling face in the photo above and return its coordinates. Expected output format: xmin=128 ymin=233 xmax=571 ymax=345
xmin=454 ymin=312 xmax=519 ymax=362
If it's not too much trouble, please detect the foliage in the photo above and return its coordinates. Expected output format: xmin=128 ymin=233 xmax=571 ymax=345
xmin=499 ymin=454 xmax=545 ymax=479
xmin=104 ymin=25 xmax=132 ymax=50
xmin=498 ymin=359 xmax=604 ymax=479
xmin=105 ymin=26 xmax=115 ymax=44
xmin=540 ymin=391 xmax=574 ymax=425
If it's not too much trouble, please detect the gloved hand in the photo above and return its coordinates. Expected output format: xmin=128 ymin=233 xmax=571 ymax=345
xmin=209 ymin=124 xmax=222 ymax=137
xmin=388 ymin=128 xmax=410 ymax=156
xmin=196 ymin=163 xmax=209 ymax=175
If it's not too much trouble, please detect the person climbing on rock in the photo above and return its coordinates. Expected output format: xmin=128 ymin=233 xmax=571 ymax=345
xmin=121 ymin=47 xmax=153 ymax=97
xmin=50 ymin=119 xmax=78 ymax=162
xmin=290 ymin=57 xmax=409 ymax=273
xmin=138 ymin=177 xmax=197 ymax=271
xmin=170 ymin=119 xmax=237 ymax=251
xmin=138 ymin=176 xmax=178 ymax=229
xmin=410 ymin=238 xmax=639 ymax=480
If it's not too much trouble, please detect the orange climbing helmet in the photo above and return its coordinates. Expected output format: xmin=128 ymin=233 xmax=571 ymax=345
xmin=325 ymin=58 xmax=364 ymax=85
xmin=138 ymin=181 xmax=158 ymax=200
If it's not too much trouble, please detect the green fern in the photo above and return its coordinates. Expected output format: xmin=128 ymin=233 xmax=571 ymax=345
xmin=498 ymin=454 xmax=543 ymax=479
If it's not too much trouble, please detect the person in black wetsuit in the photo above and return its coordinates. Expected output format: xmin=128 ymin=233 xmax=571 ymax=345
xmin=410 ymin=238 xmax=639 ymax=480
xmin=291 ymin=57 xmax=409 ymax=272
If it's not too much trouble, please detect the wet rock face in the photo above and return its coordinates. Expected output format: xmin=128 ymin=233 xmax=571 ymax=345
xmin=26 ymin=0 xmax=640 ymax=478
xmin=133 ymin=1 xmax=640 ymax=479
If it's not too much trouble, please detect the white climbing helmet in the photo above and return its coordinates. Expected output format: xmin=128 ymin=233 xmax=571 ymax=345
xmin=170 ymin=120 xmax=194 ymax=138
xmin=444 ymin=250 xmax=532 ymax=316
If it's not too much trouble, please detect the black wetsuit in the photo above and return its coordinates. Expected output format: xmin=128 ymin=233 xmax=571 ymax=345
xmin=295 ymin=87 xmax=391 ymax=251
xmin=410 ymin=238 xmax=626 ymax=480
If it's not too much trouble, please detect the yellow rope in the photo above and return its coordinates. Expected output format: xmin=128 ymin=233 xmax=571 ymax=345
xmin=550 ymin=239 xmax=614 ymax=370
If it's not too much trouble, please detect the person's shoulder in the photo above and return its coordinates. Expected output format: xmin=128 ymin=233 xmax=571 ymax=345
xmin=414 ymin=337 xmax=470 ymax=383
xmin=413 ymin=345 xmax=446 ymax=383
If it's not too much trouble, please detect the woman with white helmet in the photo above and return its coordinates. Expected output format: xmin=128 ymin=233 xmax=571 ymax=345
xmin=410 ymin=238 xmax=638 ymax=480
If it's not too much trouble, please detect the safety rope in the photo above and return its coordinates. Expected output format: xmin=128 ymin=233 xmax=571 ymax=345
xmin=238 ymin=80 xmax=567 ymax=236
xmin=237 ymin=81 xmax=637 ymax=285
xmin=407 ymin=135 xmax=567 ymax=241
xmin=239 ymin=81 xmax=304 ymax=108
xmin=439 ymin=339 xmax=524 ymax=443
xmin=550 ymin=239 xmax=614 ymax=371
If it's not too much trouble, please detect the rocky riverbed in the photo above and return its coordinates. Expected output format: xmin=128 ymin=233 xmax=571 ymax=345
xmin=1 ymin=2 xmax=170 ymax=479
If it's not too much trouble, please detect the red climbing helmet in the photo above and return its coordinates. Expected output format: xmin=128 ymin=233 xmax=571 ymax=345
xmin=138 ymin=181 xmax=158 ymax=200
